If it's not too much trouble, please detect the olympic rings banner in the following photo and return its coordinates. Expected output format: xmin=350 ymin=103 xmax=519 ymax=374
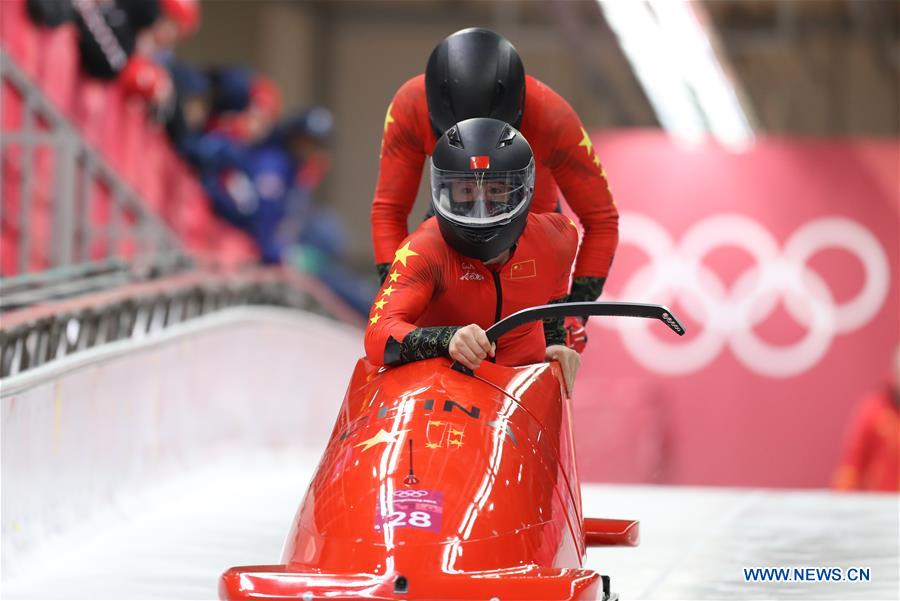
xmin=570 ymin=131 xmax=899 ymax=488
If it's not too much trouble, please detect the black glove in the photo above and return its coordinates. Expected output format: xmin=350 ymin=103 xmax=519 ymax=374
xmin=568 ymin=276 xmax=606 ymax=323
xmin=568 ymin=276 xmax=606 ymax=304
xmin=563 ymin=277 xmax=605 ymax=352
xmin=376 ymin=263 xmax=391 ymax=285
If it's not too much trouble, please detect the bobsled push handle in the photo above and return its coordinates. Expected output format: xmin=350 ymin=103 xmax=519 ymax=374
xmin=485 ymin=301 xmax=685 ymax=343
xmin=451 ymin=301 xmax=685 ymax=374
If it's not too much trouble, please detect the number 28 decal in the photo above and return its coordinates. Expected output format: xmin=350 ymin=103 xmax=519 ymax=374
xmin=376 ymin=489 xmax=443 ymax=533
xmin=383 ymin=510 xmax=433 ymax=528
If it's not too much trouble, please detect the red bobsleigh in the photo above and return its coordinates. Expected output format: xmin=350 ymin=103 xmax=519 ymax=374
xmin=220 ymin=302 xmax=684 ymax=600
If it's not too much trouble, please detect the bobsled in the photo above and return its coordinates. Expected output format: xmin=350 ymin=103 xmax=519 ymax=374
xmin=220 ymin=302 xmax=684 ymax=600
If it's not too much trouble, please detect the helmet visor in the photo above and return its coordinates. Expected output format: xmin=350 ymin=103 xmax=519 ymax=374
xmin=431 ymin=159 xmax=535 ymax=225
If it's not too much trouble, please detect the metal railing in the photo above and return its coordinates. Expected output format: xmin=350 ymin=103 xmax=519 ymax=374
xmin=0 ymin=268 xmax=365 ymax=378
xmin=0 ymin=49 xmax=189 ymax=299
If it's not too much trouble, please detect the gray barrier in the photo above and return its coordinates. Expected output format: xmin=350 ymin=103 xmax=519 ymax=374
xmin=1 ymin=306 xmax=363 ymax=573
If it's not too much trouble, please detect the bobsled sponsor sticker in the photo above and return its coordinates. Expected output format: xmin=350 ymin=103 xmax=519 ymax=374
xmin=375 ymin=489 xmax=443 ymax=533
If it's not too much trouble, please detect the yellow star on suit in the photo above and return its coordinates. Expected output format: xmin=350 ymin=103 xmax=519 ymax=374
xmin=384 ymin=103 xmax=395 ymax=132
xmin=578 ymin=127 xmax=594 ymax=156
xmin=393 ymin=242 xmax=419 ymax=267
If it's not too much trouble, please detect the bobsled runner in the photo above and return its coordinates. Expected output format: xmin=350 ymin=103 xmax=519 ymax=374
xmin=220 ymin=302 xmax=684 ymax=600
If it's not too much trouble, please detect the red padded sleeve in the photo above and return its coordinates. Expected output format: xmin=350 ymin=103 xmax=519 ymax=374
xmin=364 ymin=233 xmax=438 ymax=366
xmin=545 ymin=214 xmax=580 ymax=300
xmin=370 ymin=76 xmax=430 ymax=265
xmin=540 ymin=85 xmax=619 ymax=279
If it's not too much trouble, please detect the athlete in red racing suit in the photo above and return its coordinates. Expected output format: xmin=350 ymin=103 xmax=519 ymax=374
xmin=365 ymin=117 xmax=581 ymax=393
xmin=371 ymin=29 xmax=618 ymax=325
xmin=365 ymin=215 xmax=578 ymax=366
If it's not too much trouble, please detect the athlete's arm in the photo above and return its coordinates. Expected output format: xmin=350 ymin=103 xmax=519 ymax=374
xmin=364 ymin=238 xmax=453 ymax=366
xmin=371 ymin=80 xmax=429 ymax=281
xmin=541 ymin=215 xmax=587 ymax=355
xmin=542 ymin=87 xmax=619 ymax=301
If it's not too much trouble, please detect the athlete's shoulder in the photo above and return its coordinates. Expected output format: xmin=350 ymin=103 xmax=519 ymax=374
xmin=390 ymin=74 xmax=427 ymax=113
xmin=521 ymin=76 xmax=580 ymax=156
xmin=527 ymin=213 xmax=579 ymax=255
xmin=524 ymin=75 xmax=575 ymax=116
xmin=523 ymin=75 xmax=551 ymax=100
xmin=399 ymin=217 xmax=447 ymax=262
xmin=529 ymin=212 xmax=578 ymax=235
xmin=383 ymin=74 xmax=431 ymax=156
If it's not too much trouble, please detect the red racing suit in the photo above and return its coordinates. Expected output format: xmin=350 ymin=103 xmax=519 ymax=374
xmin=364 ymin=213 xmax=578 ymax=367
xmin=372 ymin=74 xmax=618 ymax=299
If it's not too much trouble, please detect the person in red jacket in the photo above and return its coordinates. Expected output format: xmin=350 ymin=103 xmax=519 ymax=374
xmin=371 ymin=28 xmax=618 ymax=351
xmin=833 ymin=347 xmax=899 ymax=492
xmin=365 ymin=118 xmax=581 ymax=393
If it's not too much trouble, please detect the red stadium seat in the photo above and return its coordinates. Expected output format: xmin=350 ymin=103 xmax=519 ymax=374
xmin=1 ymin=0 xmax=260 ymax=276
xmin=0 ymin=0 xmax=41 ymax=80
xmin=36 ymin=24 xmax=79 ymax=117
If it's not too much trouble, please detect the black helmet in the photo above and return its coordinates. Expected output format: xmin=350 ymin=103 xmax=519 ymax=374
xmin=425 ymin=28 xmax=526 ymax=135
xmin=431 ymin=118 xmax=535 ymax=261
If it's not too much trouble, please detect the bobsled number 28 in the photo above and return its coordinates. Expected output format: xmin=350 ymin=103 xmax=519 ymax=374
xmin=220 ymin=302 xmax=684 ymax=600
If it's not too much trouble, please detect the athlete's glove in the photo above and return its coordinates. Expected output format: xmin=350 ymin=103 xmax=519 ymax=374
xmin=564 ymin=316 xmax=588 ymax=353
xmin=376 ymin=263 xmax=390 ymax=285
xmin=564 ymin=276 xmax=606 ymax=352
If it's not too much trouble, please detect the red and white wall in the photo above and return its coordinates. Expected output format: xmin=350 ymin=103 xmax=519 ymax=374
xmin=572 ymin=131 xmax=899 ymax=488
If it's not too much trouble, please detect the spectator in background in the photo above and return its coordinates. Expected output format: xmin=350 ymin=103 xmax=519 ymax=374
xmin=191 ymin=105 xmax=329 ymax=263
xmin=277 ymin=108 xmax=378 ymax=316
xmin=119 ymin=54 xmax=174 ymax=121
xmin=137 ymin=0 xmax=199 ymax=60
xmin=26 ymin=0 xmax=74 ymax=27
xmin=190 ymin=103 xmax=376 ymax=315
xmin=204 ymin=71 xmax=282 ymax=146
xmin=164 ymin=62 xmax=244 ymax=171
xmin=833 ymin=346 xmax=899 ymax=492
xmin=25 ymin=0 xmax=374 ymax=314
xmin=123 ymin=0 xmax=200 ymax=120
xmin=272 ymin=107 xmax=345 ymax=268
xmin=27 ymin=0 xmax=160 ymax=79
xmin=27 ymin=0 xmax=201 ymax=124
xmin=73 ymin=0 xmax=160 ymax=79
xmin=206 ymin=67 xmax=253 ymax=127
xmin=164 ymin=66 xmax=266 ymax=173
xmin=165 ymin=61 xmax=211 ymax=148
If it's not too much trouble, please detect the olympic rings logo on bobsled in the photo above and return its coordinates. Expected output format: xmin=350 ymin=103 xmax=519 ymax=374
xmin=394 ymin=490 xmax=430 ymax=498
xmin=600 ymin=213 xmax=891 ymax=378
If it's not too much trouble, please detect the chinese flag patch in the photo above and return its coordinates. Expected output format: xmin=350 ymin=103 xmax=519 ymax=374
xmin=510 ymin=259 xmax=537 ymax=279
xmin=469 ymin=155 xmax=490 ymax=170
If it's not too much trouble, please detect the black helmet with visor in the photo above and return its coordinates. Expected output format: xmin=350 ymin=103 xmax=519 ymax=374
xmin=431 ymin=117 xmax=535 ymax=261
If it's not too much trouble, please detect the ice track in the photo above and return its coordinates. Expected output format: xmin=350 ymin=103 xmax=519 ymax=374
xmin=2 ymin=448 xmax=897 ymax=600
